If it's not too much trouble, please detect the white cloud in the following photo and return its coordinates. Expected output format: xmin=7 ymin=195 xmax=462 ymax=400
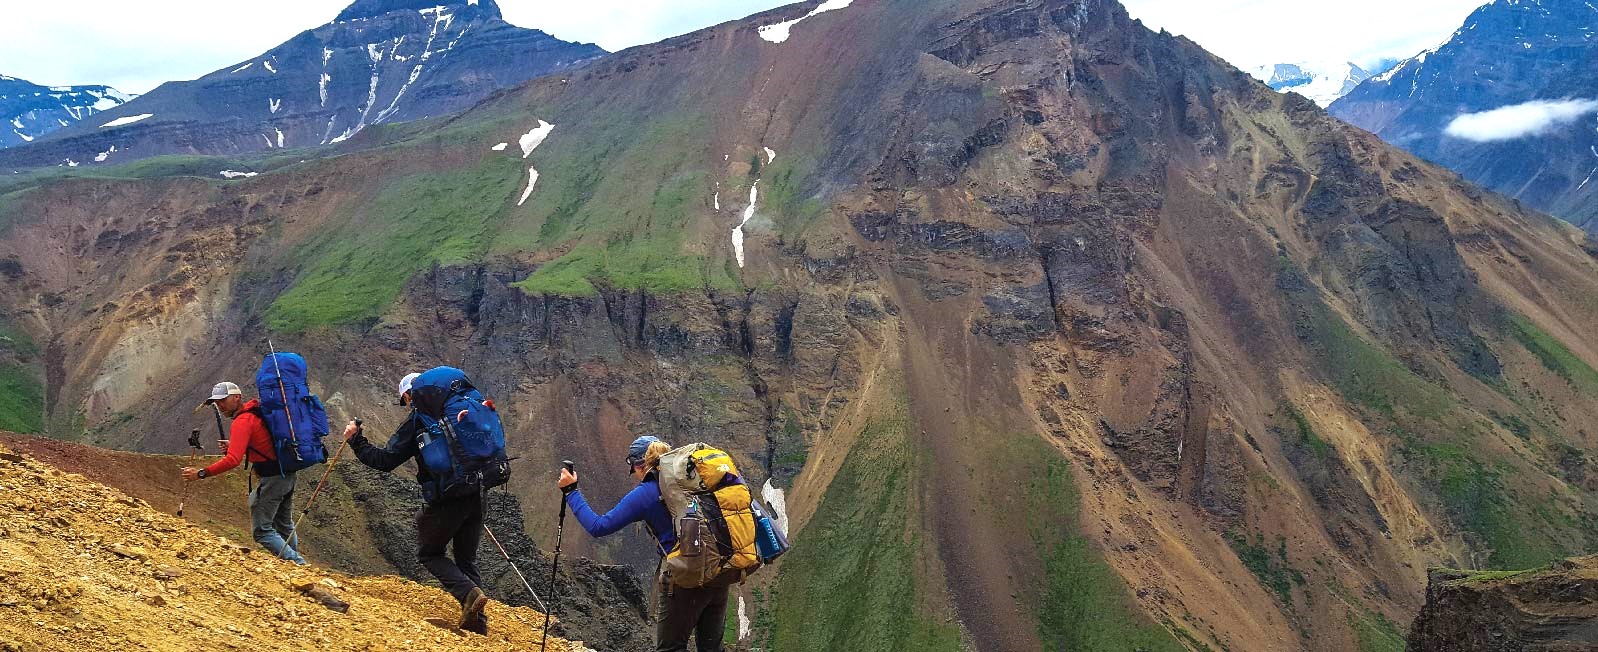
xmin=1444 ymin=99 xmax=1598 ymax=142
xmin=1121 ymin=0 xmax=1488 ymax=71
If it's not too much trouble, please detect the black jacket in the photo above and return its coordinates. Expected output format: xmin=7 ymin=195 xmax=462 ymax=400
xmin=349 ymin=412 xmax=439 ymax=487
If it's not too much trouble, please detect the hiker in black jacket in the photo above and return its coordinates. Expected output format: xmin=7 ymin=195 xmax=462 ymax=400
xmin=340 ymin=372 xmax=491 ymax=635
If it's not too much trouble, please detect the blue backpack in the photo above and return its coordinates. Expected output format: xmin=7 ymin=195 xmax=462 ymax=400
xmin=253 ymin=352 xmax=330 ymax=475
xmin=407 ymin=366 xmax=511 ymax=503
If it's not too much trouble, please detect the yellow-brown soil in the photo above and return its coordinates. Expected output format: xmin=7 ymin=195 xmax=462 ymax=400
xmin=0 ymin=441 xmax=588 ymax=652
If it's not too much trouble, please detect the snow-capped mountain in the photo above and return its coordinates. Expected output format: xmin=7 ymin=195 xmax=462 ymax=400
xmin=0 ymin=0 xmax=604 ymax=168
xmin=1248 ymin=62 xmax=1378 ymax=107
xmin=0 ymin=75 xmax=131 ymax=148
xmin=1330 ymin=0 xmax=1598 ymax=233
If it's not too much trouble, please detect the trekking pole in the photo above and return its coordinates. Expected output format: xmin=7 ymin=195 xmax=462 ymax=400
xmin=178 ymin=429 xmax=202 ymax=517
xmin=291 ymin=418 xmax=358 ymax=534
xmin=540 ymin=460 xmax=575 ymax=652
xmin=482 ymin=523 xmax=549 ymax=613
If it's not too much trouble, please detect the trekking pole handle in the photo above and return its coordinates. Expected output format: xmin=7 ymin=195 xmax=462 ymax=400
xmin=561 ymin=460 xmax=575 ymax=472
xmin=353 ymin=417 xmax=363 ymax=434
xmin=188 ymin=429 xmax=203 ymax=451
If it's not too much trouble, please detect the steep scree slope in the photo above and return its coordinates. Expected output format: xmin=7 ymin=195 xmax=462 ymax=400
xmin=0 ymin=439 xmax=594 ymax=652
xmin=1 ymin=0 xmax=1598 ymax=649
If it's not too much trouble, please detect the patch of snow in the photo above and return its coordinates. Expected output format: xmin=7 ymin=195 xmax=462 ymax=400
xmin=320 ymin=73 xmax=331 ymax=107
xmin=491 ymin=142 xmax=509 ymax=151
xmin=264 ymin=60 xmax=277 ymax=74
xmin=93 ymin=145 xmax=116 ymax=162
xmin=8 ymin=118 xmax=20 ymax=129
xmin=761 ymin=479 xmax=789 ymax=535
xmin=367 ymin=43 xmax=384 ymax=63
xmin=231 ymin=62 xmax=254 ymax=74
xmin=517 ymin=167 xmax=540 ymax=206
xmin=757 ymin=0 xmax=854 ymax=43
xmin=64 ymin=158 xmax=79 ymax=167
xmin=519 ymin=120 xmax=554 ymax=158
xmin=733 ymin=183 xmax=760 ymax=268
xmin=764 ymin=147 xmax=776 ymax=164
xmin=219 ymin=170 xmax=258 ymax=179
xmin=421 ymin=8 xmax=456 ymax=61
xmin=276 ymin=128 xmax=286 ymax=149
xmin=269 ymin=98 xmax=282 ymax=114
xmin=262 ymin=133 xmax=274 ymax=148
xmin=12 ymin=130 xmax=32 ymax=142
xmin=321 ymin=113 xmax=340 ymax=145
xmin=91 ymin=96 xmax=121 ymax=112
xmin=375 ymin=65 xmax=424 ymax=123
xmin=1578 ymin=167 xmax=1596 ymax=191
xmin=100 ymin=113 xmax=154 ymax=128
xmin=323 ymin=47 xmax=334 ymax=66
xmin=738 ymin=596 xmax=751 ymax=641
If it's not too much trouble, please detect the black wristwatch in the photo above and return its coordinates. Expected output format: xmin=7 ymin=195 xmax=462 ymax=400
xmin=197 ymin=469 xmax=209 ymax=479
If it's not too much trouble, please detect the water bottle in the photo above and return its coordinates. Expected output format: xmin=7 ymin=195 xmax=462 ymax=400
xmin=679 ymin=503 xmax=703 ymax=557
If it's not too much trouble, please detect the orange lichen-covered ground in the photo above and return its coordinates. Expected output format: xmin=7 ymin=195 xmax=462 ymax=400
xmin=0 ymin=441 xmax=588 ymax=652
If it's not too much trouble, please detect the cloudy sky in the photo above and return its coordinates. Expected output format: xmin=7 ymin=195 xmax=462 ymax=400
xmin=1 ymin=0 xmax=1489 ymax=94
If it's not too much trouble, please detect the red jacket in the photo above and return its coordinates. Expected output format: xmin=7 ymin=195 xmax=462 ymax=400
xmin=204 ymin=399 xmax=276 ymax=477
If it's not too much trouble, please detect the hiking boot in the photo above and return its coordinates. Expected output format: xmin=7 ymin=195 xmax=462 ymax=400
xmin=462 ymin=613 xmax=488 ymax=636
xmin=459 ymin=587 xmax=488 ymax=630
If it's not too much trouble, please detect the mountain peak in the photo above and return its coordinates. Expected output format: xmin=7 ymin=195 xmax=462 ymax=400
xmin=334 ymin=0 xmax=500 ymax=22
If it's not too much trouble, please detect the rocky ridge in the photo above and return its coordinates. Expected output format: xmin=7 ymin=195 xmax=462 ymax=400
xmin=1407 ymin=556 xmax=1598 ymax=651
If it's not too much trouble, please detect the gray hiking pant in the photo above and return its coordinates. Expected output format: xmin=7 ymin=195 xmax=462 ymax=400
xmin=656 ymin=571 xmax=728 ymax=652
xmin=250 ymin=471 xmax=306 ymax=564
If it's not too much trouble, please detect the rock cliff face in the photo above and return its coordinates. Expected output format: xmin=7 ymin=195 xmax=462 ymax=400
xmin=0 ymin=0 xmax=604 ymax=169
xmin=2 ymin=0 xmax=1597 ymax=649
xmin=1407 ymin=557 xmax=1598 ymax=652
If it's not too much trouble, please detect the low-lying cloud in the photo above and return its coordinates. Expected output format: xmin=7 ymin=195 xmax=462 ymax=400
xmin=1444 ymin=98 xmax=1598 ymax=142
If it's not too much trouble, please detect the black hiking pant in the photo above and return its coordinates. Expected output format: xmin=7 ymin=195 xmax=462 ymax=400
xmin=417 ymin=493 xmax=484 ymax=607
xmin=656 ymin=571 xmax=729 ymax=652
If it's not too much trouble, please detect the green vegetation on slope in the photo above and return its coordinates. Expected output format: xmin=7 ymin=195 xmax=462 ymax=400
xmin=1283 ymin=403 xmax=1332 ymax=460
xmin=266 ymin=158 xmax=523 ymax=332
xmin=1506 ymin=313 xmax=1598 ymax=393
xmin=1005 ymin=435 xmax=1186 ymax=651
xmin=1303 ymin=303 xmax=1454 ymax=421
xmin=1227 ymin=530 xmax=1305 ymax=608
xmin=0 ymin=363 xmax=45 ymax=434
xmin=1349 ymin=605 xmax=1406 ymax=652
xmin=494 ymin=113 xmax=738 ymax=296
xmin=767 ymin=396 xmax=961 ymax=652
xmin=1412 ymin=442 xmax=1567 ymax=569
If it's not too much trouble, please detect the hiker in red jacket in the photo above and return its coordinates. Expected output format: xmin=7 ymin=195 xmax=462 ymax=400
xmin=181 ymin=381 xmax=307 ymax=565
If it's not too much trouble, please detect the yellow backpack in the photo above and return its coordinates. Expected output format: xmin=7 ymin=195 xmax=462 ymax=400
xmin=657 ymin=443 xmax=762 ymax=588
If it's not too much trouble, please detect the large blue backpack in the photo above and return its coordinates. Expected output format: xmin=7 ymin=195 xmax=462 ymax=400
xmin=408 ymin=366 xmax=510 ymax=503
xmin=253 ymin=352 xmax=330 ymax=475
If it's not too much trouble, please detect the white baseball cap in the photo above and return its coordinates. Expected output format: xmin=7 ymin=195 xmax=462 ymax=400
xmin=200 ymin=381 xmax=241 ymax=407
xmin=397 ymin=372 xmax=421 ymax=405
